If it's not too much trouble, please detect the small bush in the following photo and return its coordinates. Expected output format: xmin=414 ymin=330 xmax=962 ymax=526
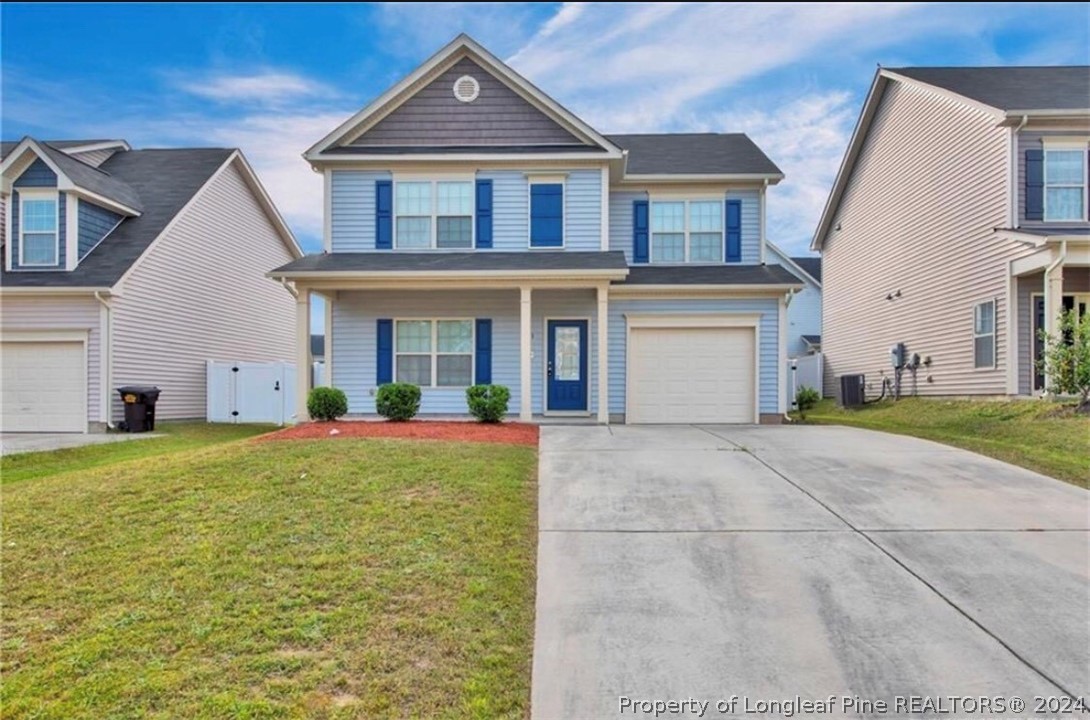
xmin=375 ymin=383 xmax=421 ymax=421
xmin=307 ymin=386 xmax=348 ymax=421
xmin=795 ymin=386 xmax=820 ymax=420
xmin=466 ymin=384 xmax=511 ymax=423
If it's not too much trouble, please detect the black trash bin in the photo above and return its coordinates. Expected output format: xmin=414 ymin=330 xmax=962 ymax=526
xmin=117 ymin=386 xmax=161 ymax=432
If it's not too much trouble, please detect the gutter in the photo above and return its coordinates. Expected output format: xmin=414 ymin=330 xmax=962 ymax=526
xmin=94 ymin=291 xmax=114 ymax=429
xmin=279 ymin=277 xmax=299 ymax=299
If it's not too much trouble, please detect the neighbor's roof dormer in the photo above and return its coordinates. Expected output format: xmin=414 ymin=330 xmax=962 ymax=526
xmin=1 ymin=137 xmax=142 ymax=216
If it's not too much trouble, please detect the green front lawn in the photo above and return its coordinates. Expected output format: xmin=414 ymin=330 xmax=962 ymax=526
xmin=1 ymin=422 xmax=276 ymax=485
xmin=3 ymin=437 xmax=538 ymax=719
xmin=799 ymin=398 xmax=1089 ymax=488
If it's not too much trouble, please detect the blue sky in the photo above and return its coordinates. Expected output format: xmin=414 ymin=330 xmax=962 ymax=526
xmin=4 ymin=1 xmax=1089 ymax=259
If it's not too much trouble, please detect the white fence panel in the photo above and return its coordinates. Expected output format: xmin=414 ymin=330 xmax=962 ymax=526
xmin=787 ymin=354 xmax=823 ymax=407
xmin=206 ymin=360 xmax=296 ymax=425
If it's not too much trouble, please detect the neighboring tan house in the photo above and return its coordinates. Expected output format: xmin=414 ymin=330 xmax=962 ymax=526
xmin=813 ymin=66 xmax=1090 ymax=399
xmin=766 ymin=244 xmax=821 ymax=357
xmin=271 ymin=34 xmax=803 ymax=424
xmin=1 ymin=138 xmax=302 ymax=432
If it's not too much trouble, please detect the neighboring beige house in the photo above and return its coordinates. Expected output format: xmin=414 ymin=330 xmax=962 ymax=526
xmin=813 ymin=66 xmax=1090 ymax=399
xmin=1 ymin=138 xmax=302 ymax=432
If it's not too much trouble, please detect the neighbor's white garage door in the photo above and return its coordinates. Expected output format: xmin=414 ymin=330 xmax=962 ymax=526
xmin=1 ymin=341 xmax=86 ymax=432
xmin=628 ymin=326 xmax=756 ymax=424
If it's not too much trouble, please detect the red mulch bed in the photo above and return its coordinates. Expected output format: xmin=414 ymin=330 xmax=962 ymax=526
xmin=259 ymin=420 xmax=539 ymax=447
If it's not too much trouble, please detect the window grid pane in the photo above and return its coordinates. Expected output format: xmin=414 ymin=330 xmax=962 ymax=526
xmin=974 ymin=302 xmax=995 ymax=335
xmin=396 ymin=355 xmax=432 ymax=385
xmin=436 ymin=182 xmax=472 ymax=215
xmin=22 ymin=199 xmax=57 ymax=232
xmin=436 ymin=355 xmax=472 ymax=387
xmin=974 ymin=336 xmax=994 ymax=368
xmin=436 ymin=217 xmax=472 ymax=248
xmin=22 ymin=233 xmax=57 ymax=264
xmin=1045 ymin=150 xmax=1085 ymax=184
xmin=1046 ymin=188 xmax=1084 ymax=221
xmin=396 ymin=182 xmax=431 ymax=216
xmin=689 ymin=233 xmax=722 ymax=262
xmin=689 ymin=201 xmax=722 ymax=232
xmin=437 ymin=320 xmax=472 ymax=353
xmin=652 ymin=233 xmax=684 ymax=262
xmin=396 ymin=217 xmax=431 ymax=248
xmin=651 ymin=202 xmax=684 ymax=232
xmin=396 ymin=321 xmax=432 ymax=353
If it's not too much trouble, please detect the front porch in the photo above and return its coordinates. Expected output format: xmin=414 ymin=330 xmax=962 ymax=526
xmin=1008 ymin=234 xmax=1090 ymax=395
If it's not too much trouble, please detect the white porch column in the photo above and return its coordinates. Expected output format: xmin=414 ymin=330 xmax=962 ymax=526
xmin=520 ymin=286 xmax=533 ymax=422
xmin=1043 ymin=260 xmax=1064 ymax=392
xmin=295 ymin=288 xmax=311 ymax=422
xmin=597 ymin=283 xmax=609 ymax=424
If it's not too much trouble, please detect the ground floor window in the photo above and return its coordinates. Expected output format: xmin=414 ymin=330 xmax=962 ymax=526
xmin=973 ymin=299 xmax=996 ymax=369
xmin=394 ymin=319 xmax=473 ymax=387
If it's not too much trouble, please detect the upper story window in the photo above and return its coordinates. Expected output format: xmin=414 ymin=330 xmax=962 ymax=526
xmin=651 ymin=200 xmax=723 ymax=263
xmin=1044 ymin=148 xmax=1087 ymax=222
xmin=529 ymin=179 xmax=563 ymax=247
xmin=19 ymin=191 xmax=59 ymax=266
xmin=394 ymin=180 xmax=473 ymax=249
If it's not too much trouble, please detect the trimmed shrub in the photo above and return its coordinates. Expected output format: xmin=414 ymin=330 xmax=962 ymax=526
xmin=375 ymin=383 xmax=421 ymax=421
xmin=308 ymin=386 xmax=348 ymax=421
xmin=466 ymin=384 xmax=511 ymax=423
xmin=795 ymin=386 xmax=820 ymax=420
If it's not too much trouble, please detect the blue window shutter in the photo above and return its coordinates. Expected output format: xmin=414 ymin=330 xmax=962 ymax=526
xmin=375 ymin=180 xmax=393 ymax=249
xmin=475 ymin=318 xmax=492 ymax=385
xmin=632 ymin=200 xmax=649 ymax=263
xmin=1025 ymin=150 xmax=1044 ymax=221
xmin=376 ymin=319 xmax=393 ymax=384
xmin=530 ymin=183 xmax=563 ymax=247
xmin=475 ymin=179 xmax=493 ymax=249
xmin=725 ymin=199 xmax=742 ymax=263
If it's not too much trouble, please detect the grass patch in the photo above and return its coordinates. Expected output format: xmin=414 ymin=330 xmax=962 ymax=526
xmin=2 ymin=438 xmax=538 ymax=718
xmin=800 ymin=398 xmax=1089 ymax=488
xmin=1 ymin=422 xmax=276 ymax=485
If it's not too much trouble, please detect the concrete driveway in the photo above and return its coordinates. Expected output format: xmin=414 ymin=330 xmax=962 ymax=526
xmin=532 ymin=425 xmax=1089 ymax=719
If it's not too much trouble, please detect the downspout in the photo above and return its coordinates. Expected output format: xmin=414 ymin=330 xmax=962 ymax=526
xmin=1010 ymin=115 xmax=1028 ymax=228
xmin=94 ymin=291 xmax=114 ymax=429
xmin=279 ymin=277 xmax=298 ymax=299
xmin=759 ymin=179 xmax=769 ymax=264
xmin=783 ymin=288 xmax=797 ymax=422
xmin=1042 ymin=239 xmax=1067 ymax=395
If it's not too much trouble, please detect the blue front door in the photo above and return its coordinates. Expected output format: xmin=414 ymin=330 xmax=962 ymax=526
xmin=547 ymin=320 xmax=588 ymax=411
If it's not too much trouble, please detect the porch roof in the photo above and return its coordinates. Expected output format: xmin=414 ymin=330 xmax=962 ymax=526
xmin=1000 ymin=226 xmax=1090 ymax=239
xmin=622 ymin=264 xmax=803 ymax=286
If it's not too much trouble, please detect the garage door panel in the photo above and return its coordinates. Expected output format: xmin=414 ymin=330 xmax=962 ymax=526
xmin=1 ymin=342 xmax=86 ymax=433
xmin=628 ymin=326 xmax=755 ymax=424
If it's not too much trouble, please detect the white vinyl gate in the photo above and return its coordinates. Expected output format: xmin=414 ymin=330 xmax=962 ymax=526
xmin=788 ymin=353 xmax=823 ymax=408
xmin=207 ymin=361 xmax=297 ymax=425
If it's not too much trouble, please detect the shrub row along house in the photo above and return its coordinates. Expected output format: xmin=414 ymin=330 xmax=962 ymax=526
xmin=272 ymin=34 xmax=809 ymax=424
xmin=813 ymin=66 xmax=1090 ymax=399
xmin=0 ymin=139 xmax=300 ymax=432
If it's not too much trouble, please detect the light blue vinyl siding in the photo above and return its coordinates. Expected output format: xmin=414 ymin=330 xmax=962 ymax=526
xmin=14 ymin=159 xmax=57 ymax=188
xmin=765 ymin=246 xmax=822 ymax=358
xmin=332 ymin=290 xmax=523 ymax=414
xmin=330 ymin=170 xmax=390 ymax=251
xmin=10 ymin=188 xmax=65 ymax=269
xmin=78 ymin=199 xmax=123 ymax=259
xmin=608 ymin=188 xmax=761 ymax=264
xmin=332 ymin=169 xmax=602 ymax=252
xmin=607 ymin=297 xmax=780 ymax=416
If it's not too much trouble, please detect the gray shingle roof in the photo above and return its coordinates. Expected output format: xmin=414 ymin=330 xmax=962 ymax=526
xmin=622 ymin=264 xmax=801 ymax=285
xmin=791 ymin=256 xmax=822 ymax=283
xmin=2 ymin=148 xmax=235 ymax=288
xmin=271 ymin=251 xmax=629 ymax=275
xmin=35 ymin=142 xmax=144 ymax=212
xmin=1002 ymin=226 xmax=1090 ymax=237
xmin=0 ymin=139 xmax=122 ymax=159
xmin=322 ymin=144 xmax=606 ymax=155
xmin=607 ymin=133 xmax=782 ymax=176
xmin=890 ymin=66 xmax=1090 ymax=112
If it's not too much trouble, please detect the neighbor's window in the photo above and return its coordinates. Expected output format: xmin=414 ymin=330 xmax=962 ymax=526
xmin=394 ymin=180 xmax=473 ymax=249
xmin=973 ymin=300 xmax=996 ymax=369
xmin=395 ymin=319 xmax=474 ymax=387
xmin=20 ymin=194 xmax=59 ymax=266
xmin=1044 ymin=149 xmax=1086 ymax=221
xmin=651 ymin=200 xmax=722 ymax=263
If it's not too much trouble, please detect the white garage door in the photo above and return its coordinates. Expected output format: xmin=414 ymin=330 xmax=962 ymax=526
xmin=1 ymin=341 xmax=86 ymax=432
xmin=628 ymin=326 xmax=756 ymax=424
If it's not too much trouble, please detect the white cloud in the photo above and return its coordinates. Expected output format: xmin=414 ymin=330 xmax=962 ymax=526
xmin=178 ymin=71 xmax=337 ymax=105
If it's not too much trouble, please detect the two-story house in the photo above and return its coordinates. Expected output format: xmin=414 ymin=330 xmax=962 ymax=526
xmin=271 ymin=35 xmax=802 ymax=424
xmin=1 ymin=138 xmax=301 ymax=432
xmin=812 ymin=66 xmax=1090 ymax=399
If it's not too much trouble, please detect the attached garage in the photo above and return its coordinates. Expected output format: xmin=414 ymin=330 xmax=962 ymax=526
xmin=626 ymin=316 xmax=758 ymax=424
xmin=1 ymin=336 xmax=87 ymax=433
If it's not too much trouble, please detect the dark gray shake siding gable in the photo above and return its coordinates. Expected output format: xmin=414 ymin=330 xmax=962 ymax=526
xmin=78 ymin=200 xmax=124 ymax=259
xmin=11 ymin=160 xmax=65 ymax=269
xmin=349 ymin=57 xmax=587 ymax=147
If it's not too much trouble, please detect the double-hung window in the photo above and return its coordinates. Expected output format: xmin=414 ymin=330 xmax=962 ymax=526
xmin=395 ymin=319 xmax=474 ymax=387
xmin=973 ymin=300 xmax=996 ymax=369
xmin=1044 ymin=147 xmax=1087 ymax=221
xmin=19 ymin=192 xmax=59 ymax=266
xmin=650 ymin=200 xmax=723 ymax=263
xmin=394 ymin=180 xmax=474 ymax=249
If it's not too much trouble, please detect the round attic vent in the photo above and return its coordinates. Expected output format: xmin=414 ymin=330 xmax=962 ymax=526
xmin=453 ymin=75 xmax=480 ymax=103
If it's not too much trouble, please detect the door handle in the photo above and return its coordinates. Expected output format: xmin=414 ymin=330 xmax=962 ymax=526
xmin=547 ymin=361 xmax=553 ymax=378
xmin=274 ymin=381 xmax=280 ymax=391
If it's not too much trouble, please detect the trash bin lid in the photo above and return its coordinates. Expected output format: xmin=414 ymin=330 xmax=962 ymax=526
xmin=117 ymin=385 xmax=160 ymax=393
